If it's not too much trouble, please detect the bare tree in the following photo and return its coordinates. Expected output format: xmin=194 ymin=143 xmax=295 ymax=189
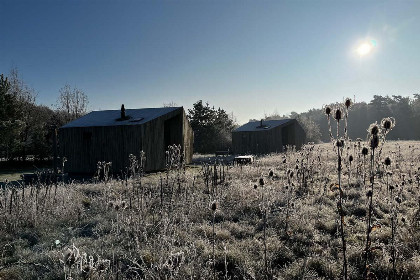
xmin=57 ymin=84 xmax=89 ymax=121
xmin=7 ymin=68 xmax=37 ymax=159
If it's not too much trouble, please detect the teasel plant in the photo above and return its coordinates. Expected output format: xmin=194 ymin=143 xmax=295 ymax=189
xmin=259 ymin=177 xmax=269 ymax=279
xmin=363 ymin=117 xmax=395 ymax=278
xmin=284 ymin=169 xmax=294 ymax=236
xmin=211 ymin=200 xmax=217 ymax=280
xmin=383 ymin=156 xmax=399 ymax=279
xmin=325 ymin=98 xmax=351 ymax=280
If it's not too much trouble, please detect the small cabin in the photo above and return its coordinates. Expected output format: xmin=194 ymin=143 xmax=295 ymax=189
xmin=59 ymin=106 xmax=193 ymax=175
xmin=232 ymin=119 xmax=305 ymax=154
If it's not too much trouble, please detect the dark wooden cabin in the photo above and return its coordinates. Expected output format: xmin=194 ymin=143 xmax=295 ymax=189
xmin=59 ymin=106 xmax=193 ymax=174
xmin=232 ymin=119 xmax=306 ymax=154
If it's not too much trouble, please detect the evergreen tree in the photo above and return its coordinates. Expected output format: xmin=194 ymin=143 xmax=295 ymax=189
xmin=188 ymin=100 xmax=236 ymax=153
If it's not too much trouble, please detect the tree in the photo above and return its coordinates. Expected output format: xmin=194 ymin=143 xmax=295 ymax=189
xmin=0 ymin=69 xmax=39 ymax=160
xmin=188 ymin=100 xmax=236 ymax=153
xmin=264 ymin=111 xmax=321 ymax=143
xmin=57 ymin=84 xmax=89 ymax=122
xmin=8 ymin=68 xmax=38 ymax=159
xmin=0 ymin=73 xmax=22 ymax=159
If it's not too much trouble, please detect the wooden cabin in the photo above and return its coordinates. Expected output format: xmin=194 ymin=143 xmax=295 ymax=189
xmin=232 ymin=119 xmax=305 ymax=154
xmin=59 ymin=106 xmax=193 ymax=175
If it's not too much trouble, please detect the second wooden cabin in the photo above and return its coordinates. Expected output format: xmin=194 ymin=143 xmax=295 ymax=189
xmin=232 ymin=119 xmax=305 ymax=154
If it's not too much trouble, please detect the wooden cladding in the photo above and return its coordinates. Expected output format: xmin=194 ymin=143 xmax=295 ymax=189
xmin=59 ymin=107 xmax=193 ymax=175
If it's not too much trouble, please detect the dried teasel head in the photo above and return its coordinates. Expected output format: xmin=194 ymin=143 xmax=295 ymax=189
xmin=269 ymin=170 xmax=274 ymax=177
xmin=211 ymin=200 xmax=217 ymax=211
xmin=381 ymin=117 xmax=395 ymax=131
xmin=259 ymin=178 xmax=264 ymax=186
xmin=345 ymin=98 xmax=351 ymax=109
xmin=362 ymin=147 xmax=368 ymax=156
xmin=325 ymin=106 xmax=332 ymax=116
xmin=334 ymin=108 xmax=342 ymax=121
xmin=368 ymin=122 xmax=379 ymax=136
xmin=336 ymin=139 xmax=345 ymax=148
xmin=349 ymin=155 xmax=353 ymax=162
xmin=384 ymin=157 xmax=391 ymax=166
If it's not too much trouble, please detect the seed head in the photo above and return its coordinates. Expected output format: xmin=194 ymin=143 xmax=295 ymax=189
xmin=269 ymin=170 xmax=274 ymax=177
xmin=254 ymin=184 xmax=258 ymax=189
xmin=384 ymin=157 xmax=391 ymax=166
xmin=381 ymin=117 xmax=395 ymax=131
xmin=345 ymin=98 xmax=351 ymax=108
xmin=259 ymin=178 xmax=264 ymax=186
xmin=368 ymin=123 xmax=379 ymax=136
xmin=349 ymin=155 xmax=353 ymax=162
xmin=211 ymin=200 xmax=217 ymax=211
xmin=325 ymin=106 xmax=331 ymax=116
xmin=395 ymin=196 xmax=402 ymax=204
xmin=362 ymin=147 xmax=368 ymax=156
xmin=334 ymin=108 xmax=342 ymax=121
xmin=336 ymin=139 xmax=344 ymax=148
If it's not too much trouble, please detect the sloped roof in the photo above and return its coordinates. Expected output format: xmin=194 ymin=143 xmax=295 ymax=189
xmin=233 ymin=119 xmax=295 ymax=132
xmin=61 ymin=107 xmax=181 ymax=128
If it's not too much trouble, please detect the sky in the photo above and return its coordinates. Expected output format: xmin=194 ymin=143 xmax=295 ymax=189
xmin=1 ymin=0 xmax=420 ymax=124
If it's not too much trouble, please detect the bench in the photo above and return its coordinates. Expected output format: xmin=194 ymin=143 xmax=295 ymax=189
xmin=234 ymin=155 xmax=254 ymax=165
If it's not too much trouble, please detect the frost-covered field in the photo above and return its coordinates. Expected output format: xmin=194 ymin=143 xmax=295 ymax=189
xmin=1 ymin=141 xmax=420 ymax=279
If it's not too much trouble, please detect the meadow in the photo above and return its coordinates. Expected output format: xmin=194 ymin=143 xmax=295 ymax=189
xmin=1 ymin=135 xmax=420 ymax=279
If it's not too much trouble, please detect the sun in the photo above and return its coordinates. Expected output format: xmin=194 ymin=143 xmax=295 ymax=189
xmin=357 ymin=42 xmax=372 ymax=56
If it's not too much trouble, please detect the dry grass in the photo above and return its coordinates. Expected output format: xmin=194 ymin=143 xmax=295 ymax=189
xmin=0 ymin=141 xmax=420 ymax=279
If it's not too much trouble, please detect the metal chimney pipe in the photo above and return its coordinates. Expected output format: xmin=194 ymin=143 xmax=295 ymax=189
xmin=121 ymin=104 xmax=125 ymax=119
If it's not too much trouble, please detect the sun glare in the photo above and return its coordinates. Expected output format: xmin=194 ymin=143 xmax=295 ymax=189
xmin=357 ymin=43 xmax=372 ymax=56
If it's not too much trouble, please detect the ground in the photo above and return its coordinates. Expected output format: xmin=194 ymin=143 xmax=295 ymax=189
xmin=0 ymin=141 xmax=419 ymax=279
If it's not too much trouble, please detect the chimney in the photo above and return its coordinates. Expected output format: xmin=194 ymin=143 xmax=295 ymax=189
xmin=121 ymin=104 xmax=126 ymax=119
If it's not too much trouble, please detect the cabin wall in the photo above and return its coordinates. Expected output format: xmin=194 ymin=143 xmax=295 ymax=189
xmin=182 ymin=110 xmax=194 ymax=164
xmin=59 ymin=125 xmax=143 ymax=175
xmin=60 ymin=107 xmax=194 ymax=174
xmin=294 ymin=121 xmax=306 ymax=149
xmin=232 ymin=120 xmax=308 ymax=154
xmin=141 ymin=107 xmax=185 ymax=171
xmin=232 ymin=127 xmax=283 ymax=154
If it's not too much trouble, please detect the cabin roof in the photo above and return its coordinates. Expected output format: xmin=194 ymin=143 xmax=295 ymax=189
xmin=233 ymin=119 xmax=295 ymax=132
xmin=61 ymin=107 xmax=181 ymax=128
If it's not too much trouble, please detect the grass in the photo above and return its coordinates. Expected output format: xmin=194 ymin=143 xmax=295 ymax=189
xmin=0 ymin=169 xmax=34 ymax=182
xmin=0 ymin=141 xmax=419 ymax=279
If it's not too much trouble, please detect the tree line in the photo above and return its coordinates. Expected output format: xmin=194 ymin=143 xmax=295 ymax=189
xmin=190 ymin=95 xmax=420 ymax=153
xmin=0 ymin=69 xmax=88 ymax=161
xmin=295 ymin=95 xmax=420 ymax=143
xmin=1 ymin=67 xmax=419 ymax=159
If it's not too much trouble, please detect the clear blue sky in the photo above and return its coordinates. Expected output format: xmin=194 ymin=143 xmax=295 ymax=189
xmin=1 ymin=0 xmax=419 ymax=124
